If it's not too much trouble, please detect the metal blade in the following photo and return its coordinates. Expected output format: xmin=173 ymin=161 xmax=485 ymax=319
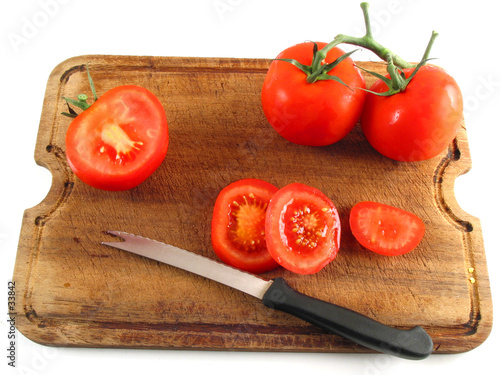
xmin=102 ymin=231 xmax=273 ymax=299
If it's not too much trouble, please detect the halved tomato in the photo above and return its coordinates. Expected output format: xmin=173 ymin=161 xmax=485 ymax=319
xmin=211 ymin=179 xmax=280 ymax=273
xmin=65 ymin=85 xmax=169 ymax=191
xmin=349 ymin=201 xmax=425 ymax=256
xmin=265 ymin=183 xmax=341 ymax=275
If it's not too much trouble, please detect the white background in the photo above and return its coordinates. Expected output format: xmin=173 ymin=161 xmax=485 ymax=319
xmin=1 ymin=0 xmax=498 ymax=374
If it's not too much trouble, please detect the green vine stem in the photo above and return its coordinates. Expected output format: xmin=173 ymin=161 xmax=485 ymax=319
xmin=312 ymin=2 xmax=416 ymax=72
xmin=281 ymin=2 xmax=439 ymax=95
xmin=356 ymin=30 xmax=438 ymax=96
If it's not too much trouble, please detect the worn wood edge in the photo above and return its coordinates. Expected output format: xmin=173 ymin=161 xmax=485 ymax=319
xmin=428 ymin=128 xmax=493 ymax=353
xmin=12 ymin=55 xmax=493 ymax=353
xmin=12 ymin=56 xmax=83 ymax=346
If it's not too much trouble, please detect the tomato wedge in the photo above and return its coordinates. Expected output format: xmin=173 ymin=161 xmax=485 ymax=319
xmin=265 ymin=183 xmax=341 ymax=275
xmin=211 ymin=179 xmax=280 ymax=274
xmin=349 ymin=202 xmax=425 ymax=256
xmin=65 ymin=85 xmax=169 ymax=191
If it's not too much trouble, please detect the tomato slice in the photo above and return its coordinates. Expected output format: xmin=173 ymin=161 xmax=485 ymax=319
xmin=65 ymin=85 xmax=169 ymax=191
xmin=265 ymin=183 xmax=341 ymax=275
xmin=211 ymin=179 xmax=280 ymax=273
xmin=349 ymin=202 xmax=425 ymax=256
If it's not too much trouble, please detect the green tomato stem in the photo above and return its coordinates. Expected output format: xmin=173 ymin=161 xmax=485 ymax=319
xmin=385 ymin=55 xmax=404 ymax=90
xmin=312 ymin=3 xmax=415 ymax=71
xmin=421 ymin=30 xmax=439 ymax=62
xmin=361 ymin=1 xmax=373 ymax=38
xmin=78 ymin=94 xmax=88 ymax=103
xmin=283 ymin=2 xmax=438 ymax=96
xmin=61 ymin=65 xmax=98 ymax=118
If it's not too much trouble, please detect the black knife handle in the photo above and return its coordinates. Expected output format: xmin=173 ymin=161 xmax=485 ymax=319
xmin=262 ymin=278 xmax=433 ymax=360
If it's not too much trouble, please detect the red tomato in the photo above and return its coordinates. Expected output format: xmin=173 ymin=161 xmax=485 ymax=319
xmin=265 ymin=183 xmax=341 ymax=275
xmin=361 ymin=65 xmax=463 ymax=161
xmin=349 ymin=202 xmax=425 ymax=256
xmin=261 ymin=42 xmax=366 ymax=146
xmin=65 ymin=85 xmax=169 ymax=191
xmin=211 ymin=179 xmax=280 ymax=274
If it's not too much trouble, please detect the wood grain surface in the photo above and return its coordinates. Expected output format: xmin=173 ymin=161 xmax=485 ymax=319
xmin=12 ymin=55 xmax=492 ymax=353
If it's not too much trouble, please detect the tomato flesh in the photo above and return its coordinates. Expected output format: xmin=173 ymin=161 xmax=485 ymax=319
xmin=349 ymin=202 xmax=425 ymax=256
xmin=65 ymin=85 xmax=169 ymax=191
xmin=265 ymin=183 xmax=341 ymax=275
xmin=261 ymin=42 xmax=366 ymax=146
xmin=211 ymin=179 xmax=279 ymax=273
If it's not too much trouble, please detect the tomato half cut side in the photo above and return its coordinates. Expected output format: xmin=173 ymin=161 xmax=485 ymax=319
xmin=349 ymin=201 xmax=425 ymax=256
xmin=65 ymin=85 xmax=169 ymax=191
xmin=265 ymin=183 xmax=341 ymax=275
xmin=211 ymin=179 xmax=280 ymax=274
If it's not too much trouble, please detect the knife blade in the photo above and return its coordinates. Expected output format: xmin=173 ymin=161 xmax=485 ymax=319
xmin=101 ymin=230 xmax=433 ymax=360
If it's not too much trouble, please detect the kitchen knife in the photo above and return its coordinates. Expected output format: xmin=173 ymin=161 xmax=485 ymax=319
xmin=101 ymin=230 xmax=433 ymax=359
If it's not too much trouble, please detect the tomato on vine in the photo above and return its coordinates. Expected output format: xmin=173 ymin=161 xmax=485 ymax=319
xmin=261 ymin=42 xmax=366 ymax=146
xmin=262 ymin=2 xmax=464 ymax=162
xmin=361 ymin=64 xmax=463 ymax=161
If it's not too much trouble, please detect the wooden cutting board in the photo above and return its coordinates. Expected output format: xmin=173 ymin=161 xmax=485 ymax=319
xmin=12 ymin=55 xmax=492 ymax=353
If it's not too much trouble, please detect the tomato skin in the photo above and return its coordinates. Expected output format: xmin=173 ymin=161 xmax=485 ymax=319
xmin=211 ymin=179 xmax=280 ymax=274
xmin=265 ymin=183 xmax=341 ymax=275
xmin=349 ymin=201 xmax=425 ymax=256
xmin=65 ymin=85 xmax=169 ymax=191
xmin=361 ymin=65 xmax=463 ymax=162
xmin=261 ymin=42 xmax=366 ymax=146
